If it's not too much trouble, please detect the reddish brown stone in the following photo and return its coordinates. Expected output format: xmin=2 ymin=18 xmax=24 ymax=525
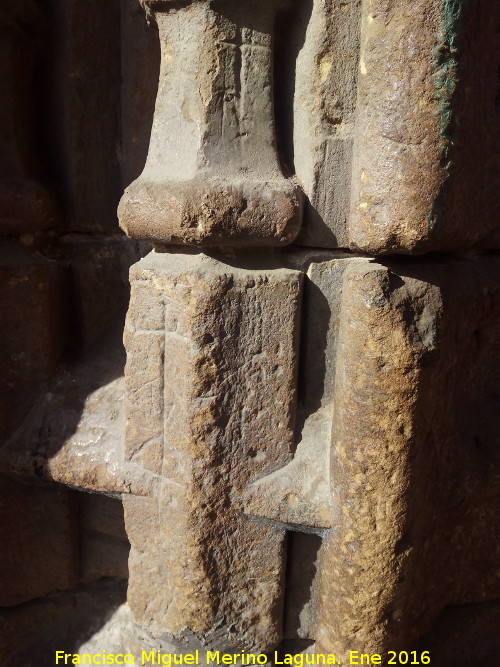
xmin=123 ymin=250 xmax=302 ymax=650
xmin=349 ymin=0 xmax=500 ymax=254
xmin=315 ymin=256 xmax=500 ymax=658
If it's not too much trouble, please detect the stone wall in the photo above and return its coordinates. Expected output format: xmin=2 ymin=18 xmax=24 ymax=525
xmin=0 ymin=0 xmax=145 ymax=661
xmin=0 ymin=1 xmax=499 ymax=665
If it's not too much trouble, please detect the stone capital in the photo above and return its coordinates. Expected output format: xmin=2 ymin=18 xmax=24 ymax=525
xmin=119 ymin=0 xmax=303 ymax=247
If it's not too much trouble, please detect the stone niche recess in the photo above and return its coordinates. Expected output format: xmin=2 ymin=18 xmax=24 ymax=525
xmin=0 ymin=0 xmax=499 ymax=666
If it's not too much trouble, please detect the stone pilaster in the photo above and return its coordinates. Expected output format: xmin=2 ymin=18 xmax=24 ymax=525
xmin=123 ymin=250 xmax=302 ymax=650
xmin=243 ymin=253 xmax=500 ymax=660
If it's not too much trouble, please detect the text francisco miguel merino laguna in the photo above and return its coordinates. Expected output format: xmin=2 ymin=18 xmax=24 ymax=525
xmin=55 ymin=650 xmax=369 ymax=666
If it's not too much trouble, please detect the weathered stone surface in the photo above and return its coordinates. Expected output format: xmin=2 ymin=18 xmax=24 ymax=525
xmin=243 ymin=250 xmax=354 ymax=529
xmin=0 ymin=579 xmax=127 ymax=666
xmin=349 ymin=0 xmax=500 ymax=253
xmin=1 ymin=0 xmax=498 ymax=658
xmin=0 ymin=243 xmax=67 ymax=442
xmin=80 ymin=495 xmax=129 ymax=583
xmin=3 ymin=246 xmax=496 ymax=657
xmin=0 ymin=320 xmax=156 ymax=498
xmin=315 ymin=256 xmax=500 ymax=658
xmin=292 ymin=0 xmax=361 ymax=248
xmin=119 ymin=1 xmax=303 ymax=247
xmin=123 ymin=249 xmax=302 ymax=650
xmin=0 ymin=474 xmax=78 ymax=607
xmin=0 ymin=0 xmax=57 ymax=235
xmin=241 ymin=252 xmax=499 ymax=654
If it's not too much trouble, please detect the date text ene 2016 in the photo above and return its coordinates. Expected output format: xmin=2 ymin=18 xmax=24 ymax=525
xmin=349 ymin=651 xmax=430 ymax=664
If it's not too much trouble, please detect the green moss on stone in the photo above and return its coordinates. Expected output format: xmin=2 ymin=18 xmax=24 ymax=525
xmin=428 ymin=0 xmax=467 ymax=232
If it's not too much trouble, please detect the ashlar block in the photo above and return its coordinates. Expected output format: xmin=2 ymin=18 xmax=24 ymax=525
xmin=123 ymin=249 xmax=303 ymax=651
xmin=243 ymin=253 xmax=500 ymax=658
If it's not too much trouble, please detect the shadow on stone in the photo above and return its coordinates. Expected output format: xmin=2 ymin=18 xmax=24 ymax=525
xmin=284 ymin=531 xmax=322 ymax=640
xmin=0 ymin=579 xmax=128 ymax=667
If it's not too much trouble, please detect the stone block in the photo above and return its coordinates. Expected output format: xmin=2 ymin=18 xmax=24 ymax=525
xmin=283 ymin=0 xmax=500 ymax=253
xmin=292 ymin=0 xmax=361 ymax=248
xmin=315 ymin=255 xmax=500 ymax=658
xmin=348 ymin=0 xmax=500 ymax=253
xmin=119 ymin=0 xmax=303 ymax=247
xmin=0 ymin=474 xmax=78 ymax=607
xmin=123 ymin=249 xmax=302 ymax=651
xmin=243 ymin=249 xmax=355 ymax=529
xmin=0 ymin=243 xmax=67 ymax=441
xmin=242 ymin=252 xmax=499 ymax=657
xmin=0 ymin=320 xmax=157 ymax=498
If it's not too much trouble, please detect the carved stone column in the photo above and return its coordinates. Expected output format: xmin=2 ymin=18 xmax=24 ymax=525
xmin=109 ymin=0 xmax=500 ymax=661
xmin=118 ymin=1 xmax=304 ymax=651
xmin=118 ymin=0 xmax=303 ymax=246
xmin=349 ymin=0 xmax=500 ymax=254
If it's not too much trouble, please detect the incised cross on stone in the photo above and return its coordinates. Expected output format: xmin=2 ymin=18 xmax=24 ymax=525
xmin=119 ymin=0 xmax=303 ymax=247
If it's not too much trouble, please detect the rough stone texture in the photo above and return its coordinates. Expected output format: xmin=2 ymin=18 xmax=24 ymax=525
xmin=123 ymin=250 xmax=302 ymax=651
xmin=0 ymin=320 xmax=156 ymax=498
xmin=120 ymin=0 xmax=160 ymax=190
xmin=242 ymin=252 xmax=499 ymax=653
xmin=243 ymin=250 xmax=354 ymax=530
xmin=0 ymin=579 xmax=127 ymax=666
xmin=314 ymin=256 xmax=500 ymax=659
xmin=0 ymin=243 xmax=67 ymax=442
xmin=119 ymin=0 xmax=303 ymax=247
xmin=1 ymin=247 xmax=498 ymax=658
xmin=349 ymin=0 xmax=500 ymax=254
xmin=0 ymin=0 xmax=57 ymax=235
xmin=292 ymin=0 xmax=361 ymax=248
xmin=0 ymin=474 xmax=78 ymax=607
xmin=0 ymin=0 xmax=499 ymax=659
xmin=79 ymin=495 xmax=129 ymax=583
